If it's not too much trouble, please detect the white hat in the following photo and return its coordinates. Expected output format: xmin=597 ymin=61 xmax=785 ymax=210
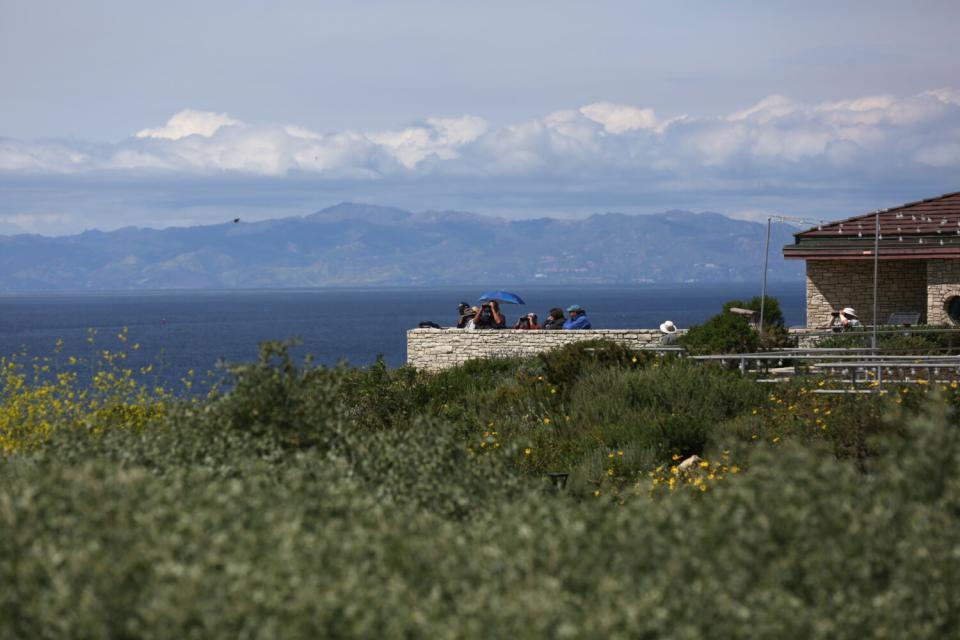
xmin=659 ymin=320 xmax=677 ymax=334
xmin=840 ymin=307 xmax=857 ymax=319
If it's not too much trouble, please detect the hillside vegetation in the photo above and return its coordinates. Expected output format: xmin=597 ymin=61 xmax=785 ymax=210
xmin=1 ymin=337 xmax=958 ymax=638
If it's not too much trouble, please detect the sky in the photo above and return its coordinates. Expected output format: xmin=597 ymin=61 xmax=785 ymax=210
xmin=1 ymin=0 xmax=959 ymax=235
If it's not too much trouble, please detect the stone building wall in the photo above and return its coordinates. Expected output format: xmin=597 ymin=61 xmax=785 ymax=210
xmin=407 ymin=329 xmax=677 ymax=371
xmin=926 ymin=259 xmax=960 ymax=324
xmin=805 ymin=260 xmax=927 ymax=327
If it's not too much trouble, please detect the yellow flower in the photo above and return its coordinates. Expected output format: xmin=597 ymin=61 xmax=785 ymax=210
xmin=524 ymin=447 xmax=532 ymax=455
xmin=543 ymin=417 xmax=551 ymax=425
xmin=672 ymin=453 xmax=681 ymax=461
xmin=699 ymin=461 xmax=709 ymax=468
xmin=593 ymin=490 xmax=601 ymax=497
xmin=730 ymin=465 xmax=740 ymax=474
xmin=772 ymin=436 xmax=780 ymax=443
xmin=607 ymin=453 xmax=615 ymax=459
xmin=631 ymin=356 xmax=637 ymax=363
xmin=617 ymin=450 xmax=624 ymax=457
xmin=607 ymin=468 xmax=614 ymax=476
xmin=550 ymin=387 xmax=556 ymax=394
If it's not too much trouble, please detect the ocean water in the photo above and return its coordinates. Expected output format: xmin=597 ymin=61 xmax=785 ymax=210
xmin=0 ymin=283 xmax=803 ymax=382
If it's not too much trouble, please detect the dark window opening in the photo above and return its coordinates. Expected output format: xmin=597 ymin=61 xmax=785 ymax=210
xmin=947 ymin=297 xmax=960 ymax=325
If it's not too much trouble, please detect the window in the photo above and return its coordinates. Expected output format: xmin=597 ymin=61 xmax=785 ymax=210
xmin=947 ymin=296 xmax=960 ymax=325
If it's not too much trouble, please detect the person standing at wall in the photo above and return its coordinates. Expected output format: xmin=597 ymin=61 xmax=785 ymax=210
xmin=563 ymin=305 xmax=591 ymax=330
xmin=542 ymin=308 xmax=566 ymax=330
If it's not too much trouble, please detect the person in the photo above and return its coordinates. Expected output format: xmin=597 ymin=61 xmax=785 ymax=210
xmin=464 ymin=306 xmax=480 ymax=330
xmin=515 ymin=312 xmax=540 ymax=330
xmin=830 ymin=307 xmax=861 ymax=331
xmin=456 ymin=302 xmax=474 ymax=328
xmin=659 ymin=320 xmax=678 ymax=345
xmin=542 ymin=308 xmax=565 ymax=330
xmin=473 ymin=299 xmax=506 ymax=329
xmin=563 ymin=304 xmax=591 ymax=330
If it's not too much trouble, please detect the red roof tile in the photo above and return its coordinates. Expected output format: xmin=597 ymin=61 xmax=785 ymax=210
xmin=784 ymin=191 xmax=960 ymax=260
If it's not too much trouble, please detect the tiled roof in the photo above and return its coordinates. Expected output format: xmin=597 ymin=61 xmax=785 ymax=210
xmin=784 ymin=191 xmax=960 ymax=260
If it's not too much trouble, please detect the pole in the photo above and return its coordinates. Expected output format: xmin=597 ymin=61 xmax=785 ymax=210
xmin=759 ymin=217 xmax=772 ymax=338
xmin=872 ymin=210 xmax=880 ymax=353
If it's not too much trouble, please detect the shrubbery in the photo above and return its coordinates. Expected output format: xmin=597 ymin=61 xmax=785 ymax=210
xmin=2 ymin=336 xmax=960 ymax=637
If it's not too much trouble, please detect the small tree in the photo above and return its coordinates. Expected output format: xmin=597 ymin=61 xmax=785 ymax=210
xmin=680 ymin=296 xmax=791 ymax=354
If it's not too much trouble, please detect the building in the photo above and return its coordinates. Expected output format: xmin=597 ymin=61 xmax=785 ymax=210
xmin=783 ymin=191 xmax=960 ymax=328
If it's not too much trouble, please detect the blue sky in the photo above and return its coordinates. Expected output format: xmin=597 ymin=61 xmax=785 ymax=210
xmin=1 ymin=0 xmax=959 ymax=234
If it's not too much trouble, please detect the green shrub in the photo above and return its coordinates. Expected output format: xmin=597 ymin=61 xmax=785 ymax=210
xmin=681 ymin=296 xmax=793 ymax=354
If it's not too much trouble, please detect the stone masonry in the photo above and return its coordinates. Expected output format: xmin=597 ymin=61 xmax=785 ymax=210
xmin=926 ymin=259 xmax=960 ymax=324
xmin=805 ymin=260 xmax=927 ymax=328
xmin=407 ymin=329 xmax=679 ymax=371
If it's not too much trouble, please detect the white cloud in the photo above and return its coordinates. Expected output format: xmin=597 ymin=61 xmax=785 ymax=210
xmin=134 ymin=109 xmax=244 ymax=140
xmin=579 ymin=102 xmax=658 ymax=133
xmin=2 ymin=89 xmax=959 ymax=205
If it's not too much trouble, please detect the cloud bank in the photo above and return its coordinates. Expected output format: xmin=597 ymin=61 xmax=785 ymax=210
xmin=1 ymin=89 xmax=959 ymax=233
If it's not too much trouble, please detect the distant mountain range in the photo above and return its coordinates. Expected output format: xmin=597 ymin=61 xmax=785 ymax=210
xmin=0 ymin=203 xmax=803 ymax=290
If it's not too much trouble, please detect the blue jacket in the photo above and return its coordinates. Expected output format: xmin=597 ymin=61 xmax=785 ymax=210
xmin=563 ymin=314 xmax=591 ymax=330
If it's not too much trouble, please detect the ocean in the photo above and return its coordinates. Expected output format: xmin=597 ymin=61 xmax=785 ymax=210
xmin=0 ymin=283 xmax=803 ymax=383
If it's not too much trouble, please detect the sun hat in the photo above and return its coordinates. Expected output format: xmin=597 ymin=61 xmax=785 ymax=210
xmin=566 ymin=304 xmax=583 ymax=313
xmin=840 ymin=307 xmax=858 ymax=318
xmin=659 ymin=320 xmax=677 ymax=334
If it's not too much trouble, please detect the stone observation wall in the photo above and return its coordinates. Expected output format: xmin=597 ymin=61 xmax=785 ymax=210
xmin=407 ymin=329 xmax=680 ymax=372
xmin=805 ymin=260 xmax=927 ymax=328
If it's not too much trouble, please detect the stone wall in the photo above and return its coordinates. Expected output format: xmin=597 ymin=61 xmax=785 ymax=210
xmin=926 ymin=259 xmax=960 ymax=324
xmin=805 ymin=260 xmax=927 ymax=327
xmin=407 ymin=329 xmax=677 ymax=371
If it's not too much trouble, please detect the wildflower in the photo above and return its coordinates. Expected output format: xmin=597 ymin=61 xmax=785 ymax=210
xmin=593 ymin=490 xmax=601 ymax=497
xmin=617 ymin=450 xmax=624 ymax=457
xmin=523 ymin=447 xmax=532 ymax=456
xmin=543 ymin=417 xmax=551 ymax=425
xmin=699 ymin=460 xmax=709 ymax=468
xmin=772 ymin=436 xmax=780 ymax=443
xmin=550 ymin=387 xmax=557 ymax=394
xmin=730 ymin=465 xmax=740 ymax=474
xmin=631 ymin=356 xmax=637 ymax=363
xmin=751 ymin=434 xmax=759 ymax=440
xmin=608 ymin=453 xmax=615 ymax=459
xmin=671 ymin=453 xmax=681 ymax=461
xmin=818 ymin=380 xmax=825 ymax=387
xmin=607 ymin=468 xmax=614 ymax=476
xmin=917 ymin=379 xmax=929 ymax=386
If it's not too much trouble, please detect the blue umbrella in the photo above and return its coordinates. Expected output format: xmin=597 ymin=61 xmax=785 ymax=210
xmin=478 ymin=290 xmax=525 ymax=305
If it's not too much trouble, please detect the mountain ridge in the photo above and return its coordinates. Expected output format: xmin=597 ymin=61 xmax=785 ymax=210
xmin=0 ymin=203 xmax=803 ymax=290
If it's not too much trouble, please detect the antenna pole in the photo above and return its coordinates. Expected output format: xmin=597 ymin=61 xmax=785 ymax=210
xmin=759 ymin=216 xmax=772 ymax=338
xmin=872 ymin=210 xmax=880 ymax=351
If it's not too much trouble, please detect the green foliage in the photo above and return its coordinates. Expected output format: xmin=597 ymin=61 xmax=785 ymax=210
xmin=680 ymin=310 xmax=759 ymax=354
xmin=3 ymin=339 xmax=960 ymax=637
xmin=818 ymin=326 xmax=960 ymax=355
xmin=680 ymin=295 xmax=794 ymax=354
